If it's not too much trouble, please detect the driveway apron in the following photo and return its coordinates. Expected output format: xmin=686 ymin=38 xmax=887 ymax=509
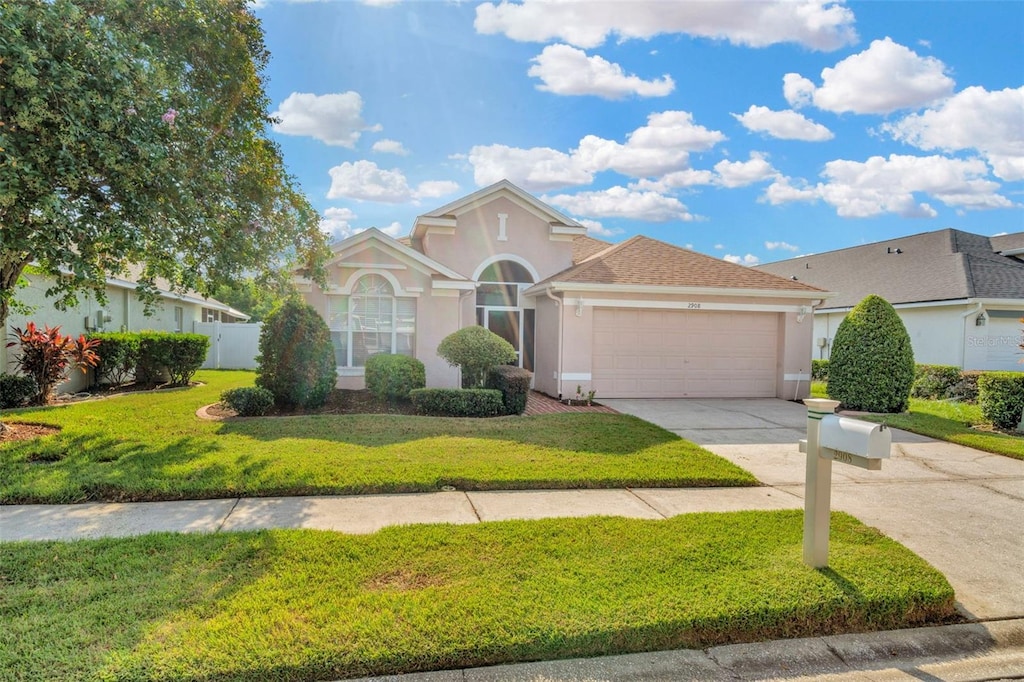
xmin=602 ymin=397 xmax=1024 ymax=621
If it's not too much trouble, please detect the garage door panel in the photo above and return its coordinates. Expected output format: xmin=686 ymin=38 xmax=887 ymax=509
xmin=592 ymin=308 xmax=778 ymax=398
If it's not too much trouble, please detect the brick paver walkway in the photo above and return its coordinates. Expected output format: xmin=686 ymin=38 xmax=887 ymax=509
xmin=523 ymin=391 xmax=618 ymax=415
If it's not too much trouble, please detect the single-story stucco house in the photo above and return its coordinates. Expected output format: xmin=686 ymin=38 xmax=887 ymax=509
xmin=299 ymin=180 xmax=828 ymax=400
xmin=757 ymin=228 xmax=1024 ymax=371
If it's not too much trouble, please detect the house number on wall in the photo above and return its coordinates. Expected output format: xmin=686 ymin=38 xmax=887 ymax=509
xmin=686 ymin=302 xmax=702 ymax=309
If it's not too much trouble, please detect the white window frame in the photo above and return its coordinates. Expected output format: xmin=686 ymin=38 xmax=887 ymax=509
xmin=327 ymin=274 xmax=415 ymax=372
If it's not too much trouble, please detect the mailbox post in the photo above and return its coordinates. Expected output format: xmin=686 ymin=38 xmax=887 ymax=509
xmin=799 ymin=398 xmax=891 ymax=568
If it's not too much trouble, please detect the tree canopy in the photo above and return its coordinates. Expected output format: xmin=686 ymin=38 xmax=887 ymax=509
xmin=0 ymin=0 xmax=328 ymax=330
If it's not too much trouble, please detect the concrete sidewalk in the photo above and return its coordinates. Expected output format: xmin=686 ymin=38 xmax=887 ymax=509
xmin=0 ymin=486 xmax=801 ymax=542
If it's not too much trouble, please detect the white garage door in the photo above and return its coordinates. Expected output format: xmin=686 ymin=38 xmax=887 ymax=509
xmin=592 ymin=308 xmax=779 ymax=398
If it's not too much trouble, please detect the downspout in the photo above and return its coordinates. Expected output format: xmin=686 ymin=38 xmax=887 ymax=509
xmin=960 ymin=301 xmax=984 ymax=369
xmin=545 ymin=285 xmax=564 ymax=399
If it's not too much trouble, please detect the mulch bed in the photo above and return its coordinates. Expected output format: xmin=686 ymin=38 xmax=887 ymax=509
xmin=0 ymin=422 xmax=61 ymax=443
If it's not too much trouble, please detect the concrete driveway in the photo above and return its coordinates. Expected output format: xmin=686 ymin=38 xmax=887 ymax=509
xmin=602 ymin=398 xmax=1024 ymax=621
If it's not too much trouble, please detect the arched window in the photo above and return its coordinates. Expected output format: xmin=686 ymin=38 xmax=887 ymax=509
xmin=475 ymin=260 xmax=535 ymax=371
xmin=327 ymin=274 xmax=416 ymax=368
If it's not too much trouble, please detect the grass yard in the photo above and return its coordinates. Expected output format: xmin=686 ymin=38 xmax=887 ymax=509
xmin=0 ymin=371 xmax=754 ymax=504
xmin=811 ymin=381 xmax=1024 ymax=460
xmin=0 ymin=511 xmax=956 ymax=682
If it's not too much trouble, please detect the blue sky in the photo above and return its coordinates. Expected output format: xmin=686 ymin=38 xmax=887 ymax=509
xmin=253 ymin=0 xmax=1024 ymax=265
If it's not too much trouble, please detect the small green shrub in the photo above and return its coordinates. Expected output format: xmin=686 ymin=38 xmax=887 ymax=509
xmin=486 ymin=365 xmax=532 ymax=415
xmin=952 ymin=370 xmax=983 ymax=403
xmin=364 ymin=354 xmax=425 ymax=402
xmin=827 ymin=295 xmax=915 ymax=413
xmin=136 ymin=332 xmax=209 ymax=386
xmin=220 ymin=386 xmax=275 ymax=417
xmin=437 ymin=326 xmax=517 ymax=388
xmin=89 ymin=332 xmax=141 ymax=387
xmin=978 ymin=372 xmax=1024 ymax=430
xmin=0 ymin=374 xmax=37 ymax=409
xmin=256 ymin=298 xmax=336 ymax=409
xmin=811 ymin=359 xmax=829 ymax=381
xmin=911 ymin=364 xmax=963 ymax=400
xmin=409 ymin=388 xmax=504 ymax=417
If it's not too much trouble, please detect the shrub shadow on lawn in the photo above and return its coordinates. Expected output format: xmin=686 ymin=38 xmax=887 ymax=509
xmin=214 ymin=412 xmax=681 ymax=455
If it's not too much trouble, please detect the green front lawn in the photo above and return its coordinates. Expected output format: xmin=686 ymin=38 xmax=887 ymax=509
xmin=0 ymin=511 xmax=956 ymax=681
xmin=0 ymin=371 xmax=754 ymax=503
xmin=810 ymin=381 xmax=1023 ymax=460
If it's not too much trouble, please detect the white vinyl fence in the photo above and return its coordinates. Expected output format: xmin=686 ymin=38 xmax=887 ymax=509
xmin=195 ymin=321 xmax=262 ymax=369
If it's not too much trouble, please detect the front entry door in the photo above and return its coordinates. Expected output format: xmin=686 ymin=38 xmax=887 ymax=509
xmin=479 ymin=307 xmax=534 ymax=372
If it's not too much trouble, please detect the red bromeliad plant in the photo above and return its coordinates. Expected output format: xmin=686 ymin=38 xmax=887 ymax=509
xmin=6 ymin=323 xmax=100 ymax=405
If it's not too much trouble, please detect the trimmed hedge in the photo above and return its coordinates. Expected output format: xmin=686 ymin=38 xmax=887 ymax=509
xmin=89 ymin=332 xmax=141 ymax=388
xmin=828 ymin=295 xmax=915 ymax=413
xmin=811 ymin=359 xmax=829 ymax=381
xmin=953 ymin=371 xmax=983 ymax=403
xmin=256 ymin=298 xmax=336 ymax=409
xmin=0 ymin=374 xmax=37 ymax=409
xmin=220 ymin=386 xmax=275 ymax=417
xmin=911 ymin=364 xmax=963 ymax=400
xmin=136 ymin=332 xmax=209 ymax=386
xmin=365 ymin=354 xmax=426 ymax=402
xmin=487 ymin=365 xmax=532 ymax=415
xmin=409 ymin=388 xmax=504 ymax=417
xmin=978 ymin=372 xmax=1024 ymax=430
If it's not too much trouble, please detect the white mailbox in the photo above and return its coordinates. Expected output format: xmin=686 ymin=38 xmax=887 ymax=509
xmin=818 ymin=415 xmax=891 ymax=470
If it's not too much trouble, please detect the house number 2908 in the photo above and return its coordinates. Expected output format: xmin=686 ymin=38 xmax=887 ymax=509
xmin=687 ymin=302 xmax=701 ymax=309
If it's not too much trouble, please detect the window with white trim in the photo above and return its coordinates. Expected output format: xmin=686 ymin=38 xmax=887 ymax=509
xmin=327 ymin=274 xmax=415 ymax=368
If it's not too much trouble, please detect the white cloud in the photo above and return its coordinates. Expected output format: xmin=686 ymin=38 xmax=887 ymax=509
xmin=784 ymin=38 xmax=955 ymax=114
xmin=724 ymin=253 xmax=761 ymax=266
xmin=764 ymin=154 xmax=1013 ymax=218
xmin=631 ymin=169 xmax=716 ymax=192
xmin=327 ymin=160 xmax=458 ymax=203
xmin=372 ymin=139 xmax=410 ymax=155
xmin=467 ymin=110 xmax=725 ymax=191
xmin=271 ymin=92 xmax=379 ymax=147
xmin=714 ymin=244 xmax=725 ymax=250
xmin=544 ymin=186 xmax=694 ymax=222
xmin=765 ymin=240 xmax=800 ymax=252
xmin=883 ymin=86 xmax=1024 ymax=181
xmin=475 ymin=0 xmax=857 ymax=51
xmin=320 ymin=207 xmax=359 ymax=241
xmin=733 ymin=105 xmax=834 ymax=141
xmin=714 ymin=153 xmax=778 ymax=188
xmin=468 ymin=144 xmax=593 ymax=191
xmin=578 ymin=218 xmax=622 ymax=238
xmin=527 ymin=44 xmax=674 ymax=99
xmin=378 ymin=221 xmax=404 ymax=237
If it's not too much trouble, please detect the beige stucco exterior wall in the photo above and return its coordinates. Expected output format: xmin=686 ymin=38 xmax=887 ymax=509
xmin=420 ymin=196 xmax=574 ymax=281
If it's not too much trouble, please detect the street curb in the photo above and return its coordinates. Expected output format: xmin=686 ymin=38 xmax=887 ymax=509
xmin=353 ymin=618 xmax=1024 ymax=681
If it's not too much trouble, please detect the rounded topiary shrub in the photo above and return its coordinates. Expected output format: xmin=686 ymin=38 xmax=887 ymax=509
xmin=364 ymin=354 xmax=425 ymax=401
xmin=255 ymin=298 xmax=336 ymax=409
xmin=437 ymin=325 xmax=517 ymax=388
xmin=827 ymin=294 xmax=915 ymax=413
xmin=221 ymin=386 xmax=275 ymax=417
xmin=978 ymin=372 xmax=1024 ymax=430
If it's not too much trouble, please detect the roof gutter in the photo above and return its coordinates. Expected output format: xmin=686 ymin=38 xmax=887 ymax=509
xmin=524 ymin=281 xmax=833 ymax=299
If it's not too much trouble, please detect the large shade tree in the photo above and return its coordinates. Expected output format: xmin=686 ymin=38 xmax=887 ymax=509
xmin=0 ymin=0 xmax=329 ymax=331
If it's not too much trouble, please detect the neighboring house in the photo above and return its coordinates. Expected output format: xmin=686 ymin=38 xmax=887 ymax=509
xmin=299 ymin=180 xmax=827 ymax=399
xmin=1 ymin=270 xmax=249 ymax=391
xmin=757 ymin=229 xmax=1024 ymax=371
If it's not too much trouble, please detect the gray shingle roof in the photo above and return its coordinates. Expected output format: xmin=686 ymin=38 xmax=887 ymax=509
xmin=757 ymin=228 xmax=1024 ymax=309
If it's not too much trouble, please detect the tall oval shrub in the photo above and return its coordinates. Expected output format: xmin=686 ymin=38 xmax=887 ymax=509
xmin=827 ymin=295 xmax=915 ymax=413
xmin=437 ymin=326 xmax=517 ymax=388
xmin=255 ymin=298 xmax=336 ymax=409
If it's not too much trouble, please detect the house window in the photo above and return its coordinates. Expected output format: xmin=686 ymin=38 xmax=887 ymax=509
xmin=174 ymin=306 xmax=184 ymax=332
xmin=327 ymin=274 xmax=415 ymax=368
